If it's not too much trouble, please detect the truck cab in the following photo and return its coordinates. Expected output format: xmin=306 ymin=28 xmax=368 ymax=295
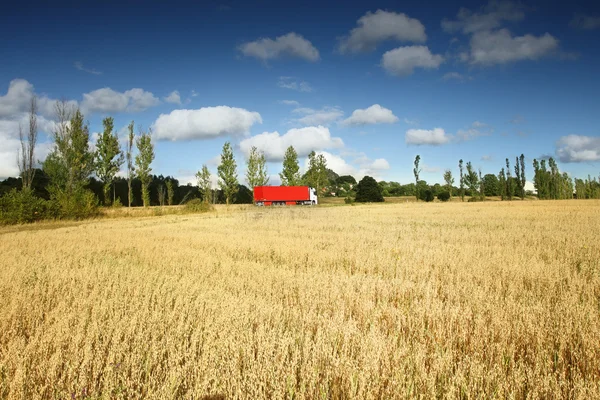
xmin=310 ymin=187 xmax=318 ymax=205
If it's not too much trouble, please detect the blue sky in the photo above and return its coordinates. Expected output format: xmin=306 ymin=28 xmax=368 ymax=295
xmin=1 ymin=0 xmax=599 ymax=186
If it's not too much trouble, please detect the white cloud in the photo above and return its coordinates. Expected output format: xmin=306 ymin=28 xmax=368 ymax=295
xmin=403 ymin=117 xmax=418 ymax=125
xmin=239 ymin=126 xmax=343 ymax=161
xmin=556 ymin=135 xmax=600 ymax=163
xmin=570 ymin=14 xmax=600 ymax=30
xmin=342 ymin=104 xmax=399 ymax=126
xmin=443 ymin=72 xmax=469 ymax=81
xmin=238 ymin=32 xmax=320 ymax=62
xmin=381 ymin=46 xmax=444 ymax=76
xmin=456 ymin=121 xmax=492 ymax=141
xmin=405 ymin=128 xmax=451 ymax=146
xmin=467 ymin=29 xmax=558 ymax=65
xmin=81 ymin=87 xmax=159 ymax=114
xmin=280 ymin=100 xmax=300 ymax=106
xmin=338 ymin=10 xmax=426 ymax=53
xmin=292 ymin=106 xmax=343 ymax=126
xmin=442 ymin=1 xmax=525 ymax=34
xmin=370 ymin=158 xmax=390 ymax=170
xmin=278 ymin=77 xmax=313 ymax=92
xmin=164 ymin=90 xmax=182 ymax=105
xmin=74 ymin=61 xmax=102 ymax=75
xmin=152 ymin=106 xmax=262 ymax=141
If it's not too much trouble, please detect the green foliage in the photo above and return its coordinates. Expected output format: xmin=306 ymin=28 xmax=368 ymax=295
xmin=304 ymin=151 xmax=328 ymax=194
xmin=246 ymin=146 xmax=269 ymax=190
xmin=95 ymin=117 xmax=124 ymax=205
xmin=51 ymin=188 xmax=98 ymax=219
xmin=355 ymin=176 xmax=384 ymax=202
xmin=217 ymin=142 xmax=238 ymax=205
xmin=437 ymin=191 xmax=451 ymax=202
xmin=344 ymin=196 xmax=355 ymax=204
xmin=419 ymin=188 xmax=435 ymax=202
xmin=464 ymin=161 xmax=479 ymax=196
xmin=135 ymin=129 xmax=155 ymax=207
xmin=126 ymin=121 xmax=135 ymax=207
xmin=196 ymin=165 xmax=212 ymax=203
xmin=413 ymin=155 xmax=421 ymax=200
xmin=166 ymin=180 xmax=174 ymax=206
xmin=533 ymin=157 xmax=575 ymax=200
xmin=443 ymin=169 xmax=454 ymax=196
xmin=279 ymin=146 xmax=301 ymax=186
xmin=458 ymin=159 xmax=465 ymax=202
xmin=483 ymin=173 xmax=500 ymax=196
xmin=112 ymin=197 xmax=123 ymax=208
xmin=337 ymin=175 xmax=356 ymax=185
xmin=185 ymin=198 xmax=214 ymax=213
xmin=0 ymin=188 xmax=54 ymax=225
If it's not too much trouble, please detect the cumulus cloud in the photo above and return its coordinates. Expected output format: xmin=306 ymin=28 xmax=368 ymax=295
xmin=278 ymin=77 xmax=313 ymax=92
xmin=238 ymin=32 xmax=319 ymax=62
xmin=338 ymin=10 xmax=426 ymax=53
xmin=74 ymin=61 xmax=102 ymax=75
xmin=0 ymin=79 xmax=68 ymax=119
xmin=292 ymin=106 xmax=343 ymax=126
xmin=467 ymin=29 xmax=558 ymax=65
xmin=303 ymin=151 xmax=390 ymax=180
xmin=442 ymin=1 xmax=525 ymax=34
xmin=152 ymin=106 xmax=262 ymax=141
xmin=556 ymin=135 xmax=600 ymax=163
xmin=405 ymin=128 xmax=451 ymax=146
xmin=164 ymin=90 xmax=182 ymax=105
xmin=342 ymin=104 xmax=399 ymax=126
xmin=381 ymin=46 xmax=444 ymax=76
xmin=370 ymin=158 xmax=390 ymax=170
xmin=570 ymin=14 xmax=600 ymax=30
xmin=239 ymin=126 xmax=343 ymax=161
xmin=81 ymin=87 xmax=159 ymax=113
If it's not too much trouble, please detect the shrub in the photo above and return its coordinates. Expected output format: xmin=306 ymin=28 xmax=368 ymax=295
xmin=112 ymin=197 xmax=123 ymax=208
xmin=0 ymin=188 xmax=53 ymax=224
xmin=53 ymin=189 xmax=99 ymax=220
xmin=355 ymin=176 xmax=384 ymax=203
xmin=185 ymin=198 xmax=214 ymax=213
xmin=437 ymin=192 xmax=451 ymax=202
xmin=344 ymin=196 xmax=354 ymax=205
xmin=420 ymin=189 xmax=435 ymax=202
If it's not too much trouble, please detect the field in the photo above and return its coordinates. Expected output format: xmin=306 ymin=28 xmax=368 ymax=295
xmin=1 ymin=201 xmax=599 ymax=399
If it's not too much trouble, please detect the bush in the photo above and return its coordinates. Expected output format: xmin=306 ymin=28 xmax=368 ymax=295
xmin=420 ymin=189 xmax=435 ymax=202
xmin=53 ymin=189 xmax=99 ymax=220
xmin=112 ymin=197 xmax=123 ymax=208
xmin=437 ymin=192 xmax=451 ymax=202
xmin=355 ymin=176 xmax=384 ymax=203
xmin=185 ymin=198 xmax=214 ymax=213
xmin=0 ymin=188 xmax=53 ymax=224
xmin=344 ymin=196 xmax=354 ymax=204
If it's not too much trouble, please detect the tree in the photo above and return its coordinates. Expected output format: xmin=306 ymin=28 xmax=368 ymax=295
xmin=413 ymin=155 xmax=421 ymax=201
xmin=166 ymin=180 xmax=174 ymax=206
xmin=355 ymin=175 xmax=384 ymax=202
xmin=95 ymin=117 xmax=124 ymax=205
xmin=478 ymin=168 xmax=485 ymax=200
xmin=498 ymin=168 xmax=507 ymax=200
xmin=483 ymin=173 xmax=500 ymax=196
xmin=459 ymin=159 xmax=465 ymax=202
xmin=126 ymin=121 xmax=135 ymax=207
xmin=519 ymin=154 xmax=526 ymax=199
xmin=245 ymin=146 xmax=269 ymax=190
xmin=135 ymin=128 xmax=154 ymax=207
xmin=464 ymin=161 xmax=479 ymax=197
xmin=279 ymin=146 xmax=301 ymax=186
xmin=43 ymin=103 xmax=97 ymax=218
xmin=304 ymin=151 xmax=328 ymax=194
xmin=337 ymin=175 xmax=356 ymax=185
xmin=443 ymin=169 xmax=454 ymax=196
xmin=505 ymin=158 xmax=514 ymax=201
xmin=18 ymin=95 xmax=38 ymax=190
xmin=196 ymin=165 xmax=212 ymax=203
xmin=217 ymin=141 xmax=238 ymax=205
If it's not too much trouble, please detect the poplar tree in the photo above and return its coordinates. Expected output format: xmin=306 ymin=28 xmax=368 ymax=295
xmin=166 ymin=180 xmax=174 ymax=206
xmin=459 ymin=159 xmax=465 ymax=202
xmin=413 ymin=155 xmax=421 ymax=201
xmin=246 ymin=146 xmax=269 ymax=189
xmin=464 ymin=161 xmax=479 ymax=197
xmin=18 ymin=96 xmax=38 ymax=190
xmin=443 ymin=169 xmax=454 ymax=196
xmin=218 ymin=141 xmax=238 ymax=205
xmin=498 ymin=168 xmax=507 ymax=200
xmin=95 ymin=117 xmax=124 ymax=205
xmin=135 ymin=129 xmax=154 ymax=207
xmin=126 ymin=121 xmax=135 ymax=207
xmin=505 ymin=158 xmax=513 ymax=200
xmin=519 ymin=154 xmax=526 ymax=199
xmin=279 ymin=146 xmax=301 ymax=186
xmin=196 ymin=165 xmax=212 ymax=203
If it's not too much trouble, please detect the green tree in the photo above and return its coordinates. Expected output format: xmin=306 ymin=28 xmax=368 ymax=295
xmin=95 ymin=117 xmax=124 ymax=206
xmin=279 ymin=146 xmax=301 ymax=186
xmin=135 ymin=129 xmax=154 ymax=207
xmin=483 ymin=173 xmax=500 ymax=196
xmin=196 ymin=165 xmax=212 ymax=203
xmin=498 ymin=168 xmax=507 ymax=200
xmin=519 ymin=154 xmax=526 ymax=199
xmin=478 ymin=169 xmax=485 ymax=200
xmin=459 ymin=159 xmax=465 ymax=202
xmin=43 ymin=103 xmax=97 ymax=218
xmin=18 ymin=96 xmax=38 ymax=190
xmin=443 ymin=169 xmax=454 ymax=196
xmin=413 ymin=155 xmax=421 ymax=201
xmin=464 ymin=161 xmax=479 ymax=197
xmin=166 ymin=180 xmax=174 ymax=206
xmin=505 ymin=158 xmax=514 ymax=200
xmin=126 ymin=121 xmax=135 ymax=207
xmin=217 ymin=142 xmax=238 ymax=205
xmin=304 ymin=151 xmax=328 ymax=194
xmin=245 ymin=146 xmax=269 ymax=190
xmin=355 ymin=175 xmax=384 ymax=202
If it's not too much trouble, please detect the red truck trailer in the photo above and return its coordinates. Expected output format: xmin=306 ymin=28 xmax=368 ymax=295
xmin=253 ymin=186 xmax=318 ymax=206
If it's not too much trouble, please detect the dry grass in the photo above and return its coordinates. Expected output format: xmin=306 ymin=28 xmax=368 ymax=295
xmin=1 ymin=200 xmax=599 ymax=399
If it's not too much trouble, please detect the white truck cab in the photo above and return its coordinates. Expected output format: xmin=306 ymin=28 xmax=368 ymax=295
xmin=309 ymin=187 xmax=318 ymax=205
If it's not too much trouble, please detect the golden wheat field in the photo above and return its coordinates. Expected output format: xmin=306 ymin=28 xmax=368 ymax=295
xmin=1 ymin=200 xmax=599 ymax=399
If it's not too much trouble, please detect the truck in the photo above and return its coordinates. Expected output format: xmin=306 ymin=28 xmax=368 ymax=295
xmin=253 ymin=186 xmax=318 ymax=206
